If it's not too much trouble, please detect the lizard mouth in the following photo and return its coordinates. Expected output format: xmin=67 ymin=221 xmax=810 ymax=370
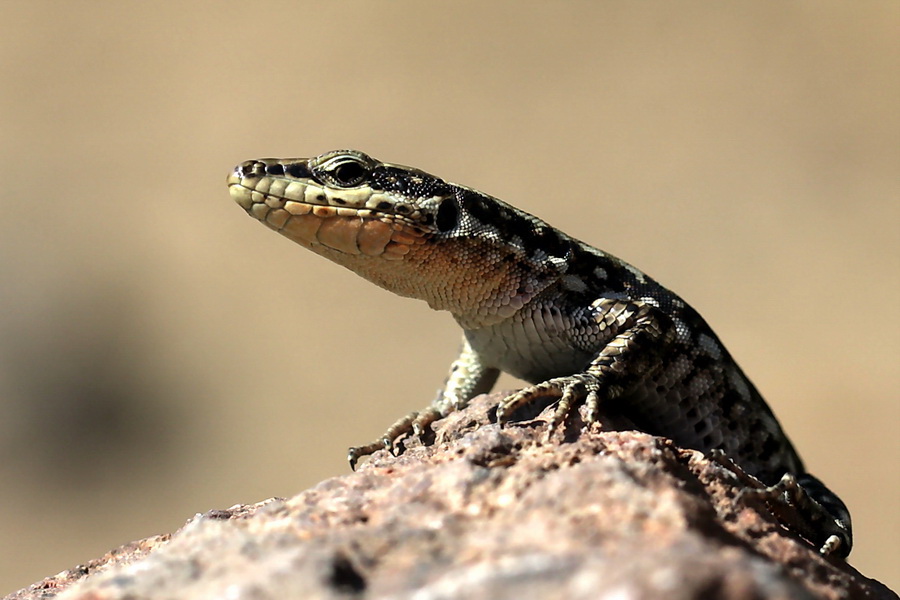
xmin=227 ymin=165 xmax=426 ymax=258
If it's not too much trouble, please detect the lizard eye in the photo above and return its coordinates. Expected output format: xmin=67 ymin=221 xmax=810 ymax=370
xmin=319 ymin=157 xmax=369 ymax=188
xmin=435 ymin=198 xmax=459 ymax=232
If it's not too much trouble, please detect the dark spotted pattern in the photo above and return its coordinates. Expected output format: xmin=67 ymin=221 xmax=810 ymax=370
xmin=458 ymin=190 xmax=571 ymax=260
xmin=286 ymin=162 xmax=310 ymax=179
xmin=369 ymin=166 xmax=449 ymax=198
xmin=230 ymin=149 xmax=853 ymax=558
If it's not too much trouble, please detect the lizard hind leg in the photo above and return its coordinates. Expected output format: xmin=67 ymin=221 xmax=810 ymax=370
xmin=741 ymin=471 xmax=853 ymax=557
xmin=709 ymin=452 xmax=852 ymax=557
xmin=793 ymin=472 xmax=853 ymax=557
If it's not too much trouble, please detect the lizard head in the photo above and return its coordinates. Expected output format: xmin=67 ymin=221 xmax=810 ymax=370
xmin=228 ymin=150 xmax=570 ymax=327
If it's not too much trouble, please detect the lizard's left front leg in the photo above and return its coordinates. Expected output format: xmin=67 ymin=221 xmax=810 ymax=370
xmin=348 ymin=336 xmax=499 ymax=469
xmin=496 ymin=299 xmax=673 ymax=435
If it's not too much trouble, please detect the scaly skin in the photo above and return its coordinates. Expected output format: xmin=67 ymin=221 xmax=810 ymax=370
xmin=227 ymin=149 xmax=852 ymax=557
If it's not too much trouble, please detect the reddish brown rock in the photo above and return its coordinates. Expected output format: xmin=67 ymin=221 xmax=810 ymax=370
xmin=6 ymin=393 xmax=896 ymax=600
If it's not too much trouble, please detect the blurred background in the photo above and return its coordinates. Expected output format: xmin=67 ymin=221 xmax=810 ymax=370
xmin=1 ymin=1 xmax=897 ymax=593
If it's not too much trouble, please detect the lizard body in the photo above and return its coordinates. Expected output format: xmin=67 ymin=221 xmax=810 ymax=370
xmin=227 ymin=149 xmax=852 ymax=556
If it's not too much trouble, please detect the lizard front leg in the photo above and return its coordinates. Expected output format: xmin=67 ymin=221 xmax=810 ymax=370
xmin=496 ymin=299 xmax=673 ymax=436
xmin=348 ymin=336 xmax=499 ymax=469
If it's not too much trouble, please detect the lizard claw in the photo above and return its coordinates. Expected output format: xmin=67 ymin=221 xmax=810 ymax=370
xmin=584 ymin=389 xmax=601 ymax=425
xmin=820 ymin=534 xmax=843 ymax=556
xmin=411 ymin=407 xmax=442 ymax=437
xmin=348 ymin=440 xmax=386 ymax=471
xmin=347 ymin=410 xmax=422 ymax=469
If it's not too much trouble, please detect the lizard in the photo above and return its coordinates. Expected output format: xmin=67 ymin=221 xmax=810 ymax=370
xmin=227 ymin=149 xmax=852 ymax=557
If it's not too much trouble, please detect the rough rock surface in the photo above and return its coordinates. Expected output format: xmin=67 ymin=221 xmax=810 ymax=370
xmin=6 ymin=393 xmax=896 ymax=600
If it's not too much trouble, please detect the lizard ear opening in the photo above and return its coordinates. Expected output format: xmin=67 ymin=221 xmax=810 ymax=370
xmin=435 ymin=198 xmax=459 ymax=232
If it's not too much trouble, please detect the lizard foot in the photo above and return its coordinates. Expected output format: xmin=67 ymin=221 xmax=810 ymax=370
xmin=348 ymin=410 xmax=418 ymax=470
xmin=347 ymin=407 xmax=446 ymax=470
xmin=496 ymin=374 xmax=602 ymax=438
xmin=709 ymin=451 xmax=851 ymax=557
xmin=724 ymin=466 xmax=853 ymax=558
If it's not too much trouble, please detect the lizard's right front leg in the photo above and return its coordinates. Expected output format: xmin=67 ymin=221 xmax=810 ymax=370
xmin=348 ymin=336 xmax=499 ymax=469
xmin=496 ymin=299 xmax=671 ymax=437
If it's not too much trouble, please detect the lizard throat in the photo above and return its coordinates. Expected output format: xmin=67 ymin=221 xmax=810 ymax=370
xmin=229 ymin=178 xmax=550 ymax=327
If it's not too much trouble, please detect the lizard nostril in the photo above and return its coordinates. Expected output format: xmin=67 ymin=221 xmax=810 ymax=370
xmin=232 ymin=160 xmax=264 ymax=179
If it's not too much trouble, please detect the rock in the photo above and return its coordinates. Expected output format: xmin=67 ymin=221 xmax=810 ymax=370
xmin=6 ymin=393 xmax=896 ymax=600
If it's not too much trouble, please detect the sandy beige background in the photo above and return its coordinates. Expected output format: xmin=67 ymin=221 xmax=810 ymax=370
xmin=1 ymin=1 xmax=897 ymax=593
